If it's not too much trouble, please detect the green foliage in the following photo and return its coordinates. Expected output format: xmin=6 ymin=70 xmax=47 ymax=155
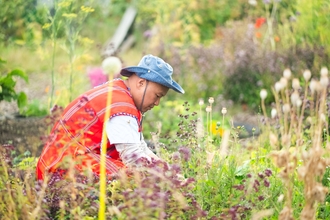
xmin=0 ymin=63 xmax=28 ymax=109
xmin=19 ymin=99 xmax=48 ymax=117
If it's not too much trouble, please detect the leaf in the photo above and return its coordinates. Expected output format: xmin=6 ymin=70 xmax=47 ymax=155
xmin=17 ymin=92 xmax=28 ymax=109
xmin=8 ymin=69 xmax=29 ymax=83
xmin=235 ymin=160 xmax=250 ymax=177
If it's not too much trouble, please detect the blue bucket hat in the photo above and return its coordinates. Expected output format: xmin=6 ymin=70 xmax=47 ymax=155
xmin=120 ymin=54 xmax=185 ymax=94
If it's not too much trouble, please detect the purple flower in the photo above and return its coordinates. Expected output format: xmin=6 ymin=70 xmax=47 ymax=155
xmin=264 ymin=168 xmax=273 ymax=177
xmin=178 ymin=146 xmax=191 ymax=161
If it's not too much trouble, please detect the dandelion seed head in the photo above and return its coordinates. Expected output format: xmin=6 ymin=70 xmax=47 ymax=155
xmin=320 ymin=67 xmax=328 ymax=77
xmin=303 ymin=69 xmax=311 ymax=81
xmin=292 ymin=78 xmax=300 ymax=90
xmin=283 ymin=68 xmax=292 ymax=79
xmin=260 ymin=89 xmax=267 ymax=100
xmin=221 ymin=107 xmax=227 ymax=115
xmin=102 ymin=56 xmax=122 ymax=75
xmin=271 ymin=108 xmax=277 ymax=118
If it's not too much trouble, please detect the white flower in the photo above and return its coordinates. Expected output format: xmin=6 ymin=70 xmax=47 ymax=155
xmin=283 ymin=68 xmax=292 ymax=79
xmin=274 ymin=82 xmax=283 ymax=93
xmin=221 ymin=107 xmax=227 ymax=115
xmin=260 ymin=89 xmax=268 ymax=100
xmin=320 ymin=75 xmax=329 ymax=88
xmin=292 ymin=78 xmax=300 ymax=90
xmin=290 ymin=91 xmax=299 ymax=106
xmin=320 ymin=67 xmax=328 ymax=77
xmin=282 ymin=104 xmax=290 ymax=113
xmin=102 ymin=56 xmax=122 ymax=75
xmin=248 ymin=0 xmax=257 ymax=6
xmin=198 ymin=99 xmax=204 ymax=106
xmin=206 ymin=106 xmax=212 ymax=113
xmin=303 ymin=69 xmax=311 ymax=81
xmin=208 ymin=97 xmax=214 ymax=104
xmin=296 ymin=98 xmax=302 ymax=107
xmin=309 ymin=79 xmax=317 ymax=94
xmin=271 ymin=108 xmax=277 ymax=118
xmin=280 ymin=77 xmax=288 ymax=88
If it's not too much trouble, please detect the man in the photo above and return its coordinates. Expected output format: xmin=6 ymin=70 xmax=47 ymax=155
xmin=36 ymin=54 xmax=184 ymax=180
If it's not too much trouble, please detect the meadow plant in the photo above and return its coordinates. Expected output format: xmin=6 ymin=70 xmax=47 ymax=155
xmin=261 ymin=67 xmax=330 ymax=219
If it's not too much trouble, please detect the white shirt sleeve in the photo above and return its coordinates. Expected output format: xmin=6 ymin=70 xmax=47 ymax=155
xmin=106 ymin=116 xmax=159 ymax=166
xmin=106 ymin=115 xmax=140 ymax=144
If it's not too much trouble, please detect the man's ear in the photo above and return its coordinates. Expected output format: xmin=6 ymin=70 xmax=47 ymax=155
xmin=137 ymin=78 xmax=146 ymax=88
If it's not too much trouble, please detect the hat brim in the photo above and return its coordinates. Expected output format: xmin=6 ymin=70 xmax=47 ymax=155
xmin=120 ymin=66 xmax=185 ymax=94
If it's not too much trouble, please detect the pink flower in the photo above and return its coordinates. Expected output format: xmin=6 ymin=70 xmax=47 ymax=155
xmin=87 ymin=67 xmax=108 ymax=87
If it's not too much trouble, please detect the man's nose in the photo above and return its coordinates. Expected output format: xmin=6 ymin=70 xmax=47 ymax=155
xmin=154 ymin=98 xmax=160 ymax=106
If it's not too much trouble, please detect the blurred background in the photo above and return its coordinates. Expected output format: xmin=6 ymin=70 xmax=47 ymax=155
xmin=0 ymin=0 xmax=329 ymax=151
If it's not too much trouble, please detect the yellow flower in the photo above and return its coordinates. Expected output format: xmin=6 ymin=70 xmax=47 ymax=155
xmin=62 ymin=13 xmax=77 ymax=18
xmin=42 ymin=23 xmax=52 ymax=29
xmin=81 ymin=6 xmax=95 ymax=13
xmin=58 ymin=1 xmax=71 ymax=8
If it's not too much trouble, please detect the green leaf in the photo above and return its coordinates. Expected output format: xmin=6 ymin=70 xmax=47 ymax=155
xmin=17 ymin=92 xmax=28 ymax=108
xmin=8 ymin=69 xmax=29 ymax=83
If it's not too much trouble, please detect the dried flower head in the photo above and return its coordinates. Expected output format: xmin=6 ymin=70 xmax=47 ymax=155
xmin=274 ymin=81 xmax=283 ymax=93
xmin=290 ymin=91 xmax=299 ymax=106
xmin=221 ymin=107 xmax=227 ymax=115
xmin=206 ymin=106 xmax=212 ymax=113
xmin=198 ymin=99 xmax=204 ymax=106
xmin=303 ymin=69 xmax=311 ymax=81
xmin=292 ymin=78 xmax=300 ymax=90
xmin=280 ymin=77 xmax=288 ymax=88
xmin=282 ymin=103 xmax=290 ymax=113
xmin=283 ymin=68 xmax=292 ymax=79
xmin=271 ymin=108 xmax=277 ymax=118
xmin=102 ymin=56 xmax=122 ymax=75
xmin=320 ymin=67 xmax=328 ymax=77
xmin=309 ymin=79 xmax=317 ymax=94
xmin=208 ymin=97 xmax=214 ymax=104
xmin=320 ymin=75 xmax=329 ymax=88
xmin=260 ymin=89 xmax=267 ymax=100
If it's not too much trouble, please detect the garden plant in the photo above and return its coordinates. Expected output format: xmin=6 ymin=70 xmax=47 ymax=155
xmin=1 ymin=0 xmax=330 ymax=219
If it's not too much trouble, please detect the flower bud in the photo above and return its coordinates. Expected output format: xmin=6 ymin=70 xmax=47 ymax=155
xmin=271 ymin=108 xmax=277 ymax=118
xmin=309 ymin=79 xmax=317 ymax=94
xmin=274 ymin=82 xmax=283 ymax=93
xmin=208 ymin=97 xmax=214 ymax=104
xmin=206 ymin=106 xmax=212 ymax=113
xmin=198 ymin=99 xmax=204 ymax=106
xmin=320 ymin=67 xmax=328 ymax=77
xmin=280 ymin=77 xmax=288 ymax=88
xmin=283 ymin=68 xmax=292 ymax=79
xmin=102 ymin=56 xmax=122 ymax=75
xmin=282 ymin=104 xmax=290 ymax=113
xmin=260 ymin=89 xmax=268 ymax=100
xmin=292 ymin=78 xmax=300 ymax=90
xmin=320 ymin=75 xmax=329 ymax=88
xmin=303 ymin=69 xmax=311 ymax=81
xmin=221 ymin=107 xmax=227 ymax=115
xmin=290 ymin=91 xmax=299 ymax=106
xmin=296 ymin=98 xmax=302 ymax=107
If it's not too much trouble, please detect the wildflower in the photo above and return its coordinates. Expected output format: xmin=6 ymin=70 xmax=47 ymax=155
xmin=290 ymin=91 xmax=299 ymax=106
xmin=221 ymin=107 xmax=227 ymax=115
xmin=280 ymin=77 xmax=288 ymax=88
xmin=283 ymin=68 xmax=291 ymax=79
xmin=271 ymin=108 xmax=277 ymax=118
xmin=258 ymin=195 xmax=265 ymax=201
xmin=260 ymin=89 xmax=267 ymax=100
xmin=264 ymin=168 xmax=273 ymax=177
xmin=320 ymin=75 xmax=329 ymax=88
xmin=303 ymin=69 xmax=311 ymax=81
xmin=206 ymin=106 xmax=212 ymax=113
xmin=309 ymin=79 xmax=317 ymax=94
xmin=292 ymin=78 xmax=300 ymax=90
xmin=255 ymin=17 xmax=266 ymax=29
xmin=62 ymin=13 xmax=77 ymax=18
xmin=102 ymin=56 xmax=122 ymax=75
xmin=278 ymin=194 xmax=284 ymax=203
xmin=296 ymin=98 xmax=302 ymax=107
xmin=198 ymin=99 xmax=204 ymax=105
xmin=42 ymin=23 xmax=51 ymax=29
xmin=248 ymin=0 xmax=257 ymax=6
xmin=255 ymin=32 xmax=262 ymax=38
xmin=274 ymin=36 xmax=280 ymax=42
xmin=282 ymin=104 xmax=290 ymax=113
xmin=264 ymin=179 xmax=270 ymax=187
xmin=208 ymin=97 xmax=214 ymax=104
xmin=258 ymin=172 xmax=265 ymax=179
xmin=178 ymin=147 xmax=191 ymax=161
xmin=320 ymin=67 xmax=328 ymax=77
xmin=81 ymin=6 xmax=95 ymax=13
xmin=274 ymin=81 xmax=283 ymax=93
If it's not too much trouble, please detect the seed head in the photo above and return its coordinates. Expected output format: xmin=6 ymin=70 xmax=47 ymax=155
xmin=290 ymin=91 xmax=299 ymax=106
xmin=198 ymin=99 xmax=204 ymax=106
xmin=309 ymin=79 xmax=317 ymax=94
xmin=320 ymin=67 xmax=328 ymax=77
xmin=208 ymin=97 xmax=214 ymax=104
xmin=280 ymin=77 xmax=288 ymax=88
xmin=102 ymin=56 xmax=122 ymax=75
xmin=260 ymin=89 xmax=267 ymax=100
xmin=303 ymin=69 xmax=311 ymax=81
xmin=271 ymin=108 xmax=277 ymax=118
xmin=283 ymin=68 xmax=292 ymax=79
xmin=206 ymin=106 xmax=212 ymax=113
xmin=292 ymin=78 xmax=300 ymax=90
xmin=320 ymin=75 xmax=329 ymax=88
xmin=274 ymin=81 xmax=283 ymax=93
xmin=282 ymin=104 xmax=290 ymax=113
xmin=221 ymin=107 xmax=227 ymax=115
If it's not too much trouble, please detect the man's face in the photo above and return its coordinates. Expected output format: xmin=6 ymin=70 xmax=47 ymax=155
xmin=134 ymin=79 xmax=169 ymax=113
